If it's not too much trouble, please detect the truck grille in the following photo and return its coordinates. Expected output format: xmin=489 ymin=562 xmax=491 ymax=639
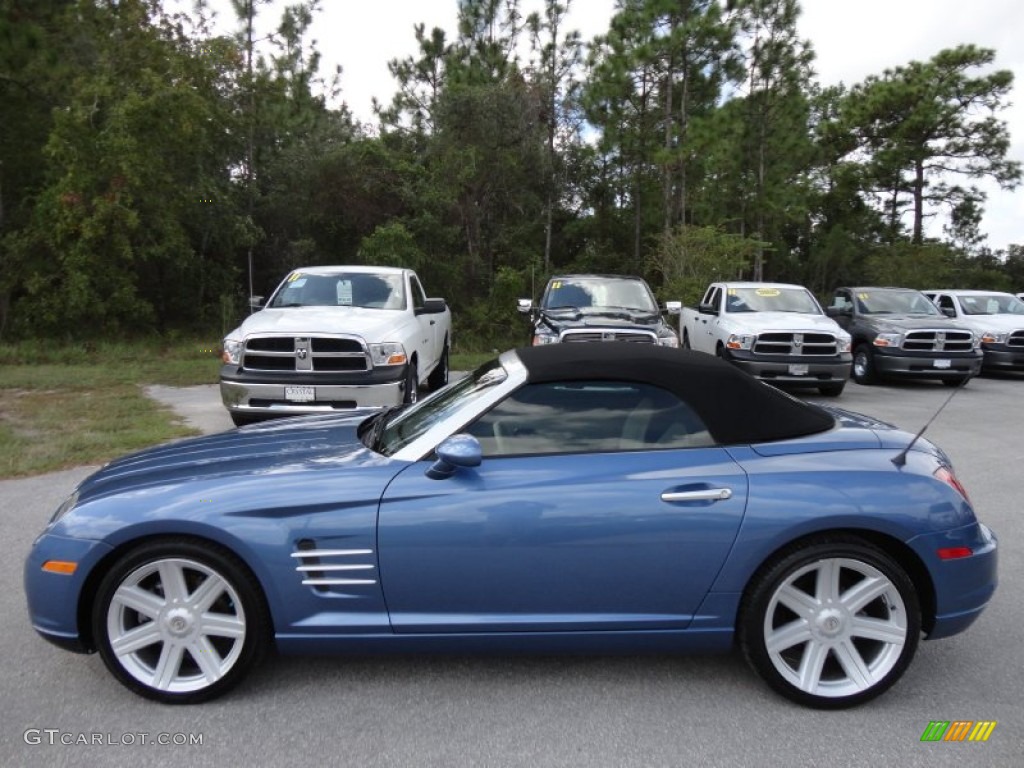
xmin=242 ymin=335 xmax=369 ymax=372
xmin=560 ymin=329 xmax=658 ymax=343
xmin=901 ymin=330 xmax=974 ymax=352
xmin=753 ymin=332 xmax=839 ymax=356
xmin=1008 ymin=331 xmax=1024 ymax=348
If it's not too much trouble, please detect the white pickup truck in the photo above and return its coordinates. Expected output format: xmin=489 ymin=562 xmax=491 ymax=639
xmin=680 ymin=281 xmax=852 ymax=396
xmin=923 ymin=289 xmax=1024 ymax=373
xmin=220 ymin=266 xmax=451 ymax=425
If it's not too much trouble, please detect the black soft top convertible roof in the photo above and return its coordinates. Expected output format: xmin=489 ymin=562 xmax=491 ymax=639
xmin=515 ymin=342 xmax=835 ymax=445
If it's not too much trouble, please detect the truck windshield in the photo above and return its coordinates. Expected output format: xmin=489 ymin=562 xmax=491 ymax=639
xmin=725 ymin=286 xmax=821 ymax=314
xmin=543 ymin=277 xmax=658 ymax=312
xmin=269 ymin=272 xmax=406 ymax=310
xmin=857 ymin=290 xmax=941 ymax=316
xmin=958 ymin=294 xmax=1024 ymax=315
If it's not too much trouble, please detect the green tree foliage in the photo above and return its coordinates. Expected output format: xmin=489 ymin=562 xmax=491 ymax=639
xmin=647 ymin=224 xmax=762 ymax=305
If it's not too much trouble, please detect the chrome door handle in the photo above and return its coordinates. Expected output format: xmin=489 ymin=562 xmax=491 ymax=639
xmin=660 ymin=488 xmax=733 ymax=502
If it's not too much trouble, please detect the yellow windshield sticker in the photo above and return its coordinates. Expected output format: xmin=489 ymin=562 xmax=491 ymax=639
xmin=288 ymin=272 xmax=302 ymax=282
xmin=755 ymin=287 xmax=780 ymax=297
xmin=727 ymin=289 xmax=737 ymax=296
xmin=858 ymin=292 xmax=869 ymax=300
xmin=551 ymin=281 xmax=562 ymax=290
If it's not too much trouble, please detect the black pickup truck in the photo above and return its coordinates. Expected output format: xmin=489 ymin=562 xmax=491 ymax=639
xmin=826 ymin=286 xmax=982 ymax=386
xmin=517 ymin=274 xmax=681 ymax=347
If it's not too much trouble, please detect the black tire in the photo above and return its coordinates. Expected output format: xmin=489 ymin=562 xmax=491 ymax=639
xmin=942 ymin=376 xmax=969 ymax=388
xmin=93 ymin=538 xmax=270 ymax=704
xmin=404 ymin=361 xmax=419 ymax=404
xmin=818 ymin=381 xmax=846 ymax=397
xmin=852 ymin=345 xmax=877 ymax=385
xmin=738 ymin=536 xmax=920 ymax=709
xmin=427 ymin=344 xmax=449 ymax=391
xmin=230 ymin=412 xmax=260 ymax=427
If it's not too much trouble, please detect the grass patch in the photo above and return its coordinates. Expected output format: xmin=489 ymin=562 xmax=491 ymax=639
xmin=0 ymin=339 xmax=222 ymax=478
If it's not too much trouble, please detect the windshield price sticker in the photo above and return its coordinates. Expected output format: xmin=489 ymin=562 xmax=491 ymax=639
xmin=756 ymin=288 xmax=781 ymax=297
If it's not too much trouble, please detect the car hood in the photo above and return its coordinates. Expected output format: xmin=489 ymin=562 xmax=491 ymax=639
xmin=229 ymin=306 xmax=408 ymax=339
xmin=726 ymin=312 xmax=845 ymax=334
xmin=865 ymin=314 xmax=971 ymax=332
xmin=954 ymin=314 xmax=1024 ymax=331
xmin=540 ymin=308 xmax=665 ymax=330
xmin=73 ymin=411 xmax=388 ymax=504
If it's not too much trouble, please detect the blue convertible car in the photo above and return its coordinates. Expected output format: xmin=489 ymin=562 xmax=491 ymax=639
xmin=25 ymin=344 xmax=997 ymax=707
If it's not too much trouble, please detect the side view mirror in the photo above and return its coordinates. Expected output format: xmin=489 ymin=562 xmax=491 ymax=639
xmin=663 ymin=300 xmax=682 ymax=315
xmin=417 ymin=297 xmax=448 ymax=315
xmin=940 ymin=306 xmax=956 ymax=318
xmin=826 ymin=306 xmax=851 ymax=318
xmin=427 ymin=434 xmax=483 ymax=480
xmin=698 ymin=302 xmax=718 ymax=316
xmin=516 ymin=298 xmax=533 ymax=314
xmin=249 ymin=295 xmax=264 ymax=310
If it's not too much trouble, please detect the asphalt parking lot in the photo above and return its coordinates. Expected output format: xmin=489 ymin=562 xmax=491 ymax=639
xmin=2 ymin=375 xmax=1022 ymax=767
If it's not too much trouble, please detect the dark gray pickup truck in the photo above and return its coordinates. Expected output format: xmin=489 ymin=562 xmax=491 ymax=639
xmin=826 ymin=287 xmax=982 ymax=386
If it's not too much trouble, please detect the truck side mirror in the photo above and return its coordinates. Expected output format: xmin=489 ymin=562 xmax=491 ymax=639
xmin=663 ymin=300 xmax=682 ymax=315
xmin=249 ymin=295 xmax=264 ymax=310
xmin=417 ymin=298 xmax=448 ymax=315
xmin=940 ymin=306 xmax=956 ymax=318
xmin=826 ymin=306 xmax=850 ymax=318
xmin=698 ymin=302 xmax=718 ymax=316
xmin=516 ymin=298 xmax=533 ymax=314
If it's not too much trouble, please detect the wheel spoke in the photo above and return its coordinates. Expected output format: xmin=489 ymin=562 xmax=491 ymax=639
xmin=153 ymin=642 xmax=185 ymax=691
xmin=776 ymin=584 xmax=819 ymax=616
xmin=850 ymin=615 xmax=906 ymax=645
xmin=158 ymin=561 xmax=190 ymax=603
xmin=199 ymin=612 xmax=246 ymax=639
xmin=765 ymin=619 xmax=813 ymax=654
xmin=833 ymin=639 xmax=873 ymax=691
xmin=188 ymin=637 xmax=225 ymax=683
xmin=112 ymin=585 xmax=165 ymax=619
xmin=188 ymin=573 xmax=227 ymax=613
xmin=840 ymin=575 xmax=889 ymax=614
xmin=797 ymin=640 xmax=829 ymax=692
xmin=815 ymin=559 xmax=842 ymax=602
xmin=110 ymin=622 xmax=163 ymax=656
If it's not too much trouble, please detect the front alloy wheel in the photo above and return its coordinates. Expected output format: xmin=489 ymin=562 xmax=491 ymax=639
xmin=94 ymin=539 xmax=269 ymax=703
xmin=852 ymin=345 xmax=877 ymax=385
xmin=740 ymin=537 xmax=920 ymax=709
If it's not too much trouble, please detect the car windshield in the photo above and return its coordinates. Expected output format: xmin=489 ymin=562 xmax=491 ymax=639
xmin=374 ymin=359 xmax=508 ymax=456
xmin=958 ymin=294 xmax=1024 ymax=315
xmin=543 ymin=277 xmax=658 ymax=312
xmin=724 ymin=286 xmax=821 ymax=314
xmin=856 ymin=290 xmax=941 ymax=316
xmin=268 ymin=272 xmax=405 ymax=310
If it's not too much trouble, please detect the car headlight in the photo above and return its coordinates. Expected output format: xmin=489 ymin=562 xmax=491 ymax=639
xmin=658 ymin=333 xmax=680 ymax=348
xmin=532 ymin=331 xmax=559 ymax=345
xmin=837 ymin=335 xmax=852 ymax=353
xmin=981 ymin=331 xmax=1008 ymax=344
xmin=368 ymin=342 xmax=407 ymax=366
xmin=726 ymin=333 xmax=755 ymax=351
xmin=221 ymin=338 xmax=243 ymax=365
xmin=49 ymin=490 xmax=80 ymax=524
xmin=873 ymin=332 xmax=902 ymax=347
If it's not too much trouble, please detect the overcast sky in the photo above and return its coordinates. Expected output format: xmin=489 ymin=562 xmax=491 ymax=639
xmin=182 ymin=0 xmax=1023 ymax=252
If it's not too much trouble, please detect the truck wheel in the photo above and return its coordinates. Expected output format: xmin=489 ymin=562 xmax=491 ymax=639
xmin=427 ymin=344 xmax=449 ymax=390
xmin=852 ymin=345 xmax=877 ymax=385
xmin=818 ymin=382 xmax=845 ymax=397
xmin=404 ymin=362 xmax=419 ymax=404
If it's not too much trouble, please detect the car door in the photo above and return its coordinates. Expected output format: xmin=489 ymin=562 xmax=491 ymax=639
xmin=376 ymin=380 xmax=749 ymax=633
xmin=408 ymin=274 xmax=440 ymax=367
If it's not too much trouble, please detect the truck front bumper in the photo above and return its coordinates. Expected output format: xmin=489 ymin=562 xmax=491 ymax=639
xmin=220 ymin=364 xmax=407 ymax=416
xmin=724 ymin=351 xmax=852 ymax=386
xmin=872 ymin=349 xmax=982 ymax=379
xmin=980 ymin=345 xmax=1024 ymax=372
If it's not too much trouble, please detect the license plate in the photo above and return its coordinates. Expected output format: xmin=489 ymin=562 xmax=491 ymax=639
xmin=933 ymin=359 xmax=951 ymax=369
xmin=285 ymin=386 xmax=315 ymax=402
xmin=788 ymin=364 xmax=809 ymax=376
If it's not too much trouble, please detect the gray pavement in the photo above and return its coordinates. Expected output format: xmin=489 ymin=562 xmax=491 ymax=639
xmin=2 ymin=376 xmax=1021 ymax=767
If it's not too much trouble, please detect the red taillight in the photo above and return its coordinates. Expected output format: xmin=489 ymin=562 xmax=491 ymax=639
xmin=934 ymin=466 xmax=971 ymax=503
xmin=937 ymin=546 xmax=973 ymax=560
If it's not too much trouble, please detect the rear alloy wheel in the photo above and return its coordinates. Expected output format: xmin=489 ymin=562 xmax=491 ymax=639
xmin=852 ymin=345 xmax=877 ymax=385
xmin=94 ymin=539 xmax=269 ymax=704
xmin=739 ymin=537 xmax=920 ymax=709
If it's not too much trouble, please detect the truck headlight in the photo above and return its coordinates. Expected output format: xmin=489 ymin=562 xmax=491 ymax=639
xmin=222 ymin=339 xmax=243 ymax=365
xmin=981 ymin=331 xmax=1008 ymax=344
xmin=726 ymin=333 xmax=755 ymax=351
xmin=532 ymin=331 xmax=558 ymax=345
xmin=837 ymin=335 xmax=852 ymax=353
xmin=658 ymin=333 xmax=680 ymax=348
xmin=873 ymin=333 xmax=902 ymax=347
xmin=369 ymin=342 xmax=407 ymax=366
